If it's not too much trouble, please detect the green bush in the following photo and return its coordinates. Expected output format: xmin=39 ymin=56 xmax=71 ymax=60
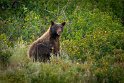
xmin=0 ymin=42 xmax=123 ymax=83
xmin=0 ymin=0 xmax=124 ymax=83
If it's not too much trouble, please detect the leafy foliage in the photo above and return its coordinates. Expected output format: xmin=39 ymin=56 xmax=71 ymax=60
xmin=0 ymin=0 xmax=124 ymax=83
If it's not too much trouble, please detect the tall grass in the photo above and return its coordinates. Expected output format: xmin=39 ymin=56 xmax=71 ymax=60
xmin=0 ymin=41 xmax=124 ymax=83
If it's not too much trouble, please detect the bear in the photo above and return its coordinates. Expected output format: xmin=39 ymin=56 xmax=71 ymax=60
xmin=28 ymin=21 xmax=66 ymax=62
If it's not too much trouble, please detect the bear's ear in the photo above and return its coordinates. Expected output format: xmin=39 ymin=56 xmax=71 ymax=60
xmin=51 ymin=21 xmax=54 ymax=26
xmin=61 ymin=22 xmax=66 ymax=26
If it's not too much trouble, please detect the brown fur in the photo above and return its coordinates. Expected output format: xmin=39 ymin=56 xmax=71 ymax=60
xmin=28 ymin=21 xmax=65 ymax=62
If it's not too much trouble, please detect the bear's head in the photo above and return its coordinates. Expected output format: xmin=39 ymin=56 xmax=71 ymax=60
xmin=50 ymin=21 xmax=66 ymax=38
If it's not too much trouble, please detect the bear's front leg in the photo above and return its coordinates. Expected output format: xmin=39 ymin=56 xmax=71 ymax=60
xmin=52 ymin=45 xmax=60 ymax=56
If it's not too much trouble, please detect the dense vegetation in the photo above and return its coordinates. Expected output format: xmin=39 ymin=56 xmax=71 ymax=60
xmin=0 ymin=0 xmax=124 ymax=83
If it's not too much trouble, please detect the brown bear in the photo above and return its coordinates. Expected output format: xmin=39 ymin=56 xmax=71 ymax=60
xmin=28 ymin=21 xmax=66 ymax=62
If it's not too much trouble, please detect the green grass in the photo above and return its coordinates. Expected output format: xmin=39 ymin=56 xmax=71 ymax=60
xmin=0 ymin=42 xmax=124 ymax=83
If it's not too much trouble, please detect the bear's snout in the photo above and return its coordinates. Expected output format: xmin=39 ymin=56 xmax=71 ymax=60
xmin=57 ymin=28 xmax=62 ymax=35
